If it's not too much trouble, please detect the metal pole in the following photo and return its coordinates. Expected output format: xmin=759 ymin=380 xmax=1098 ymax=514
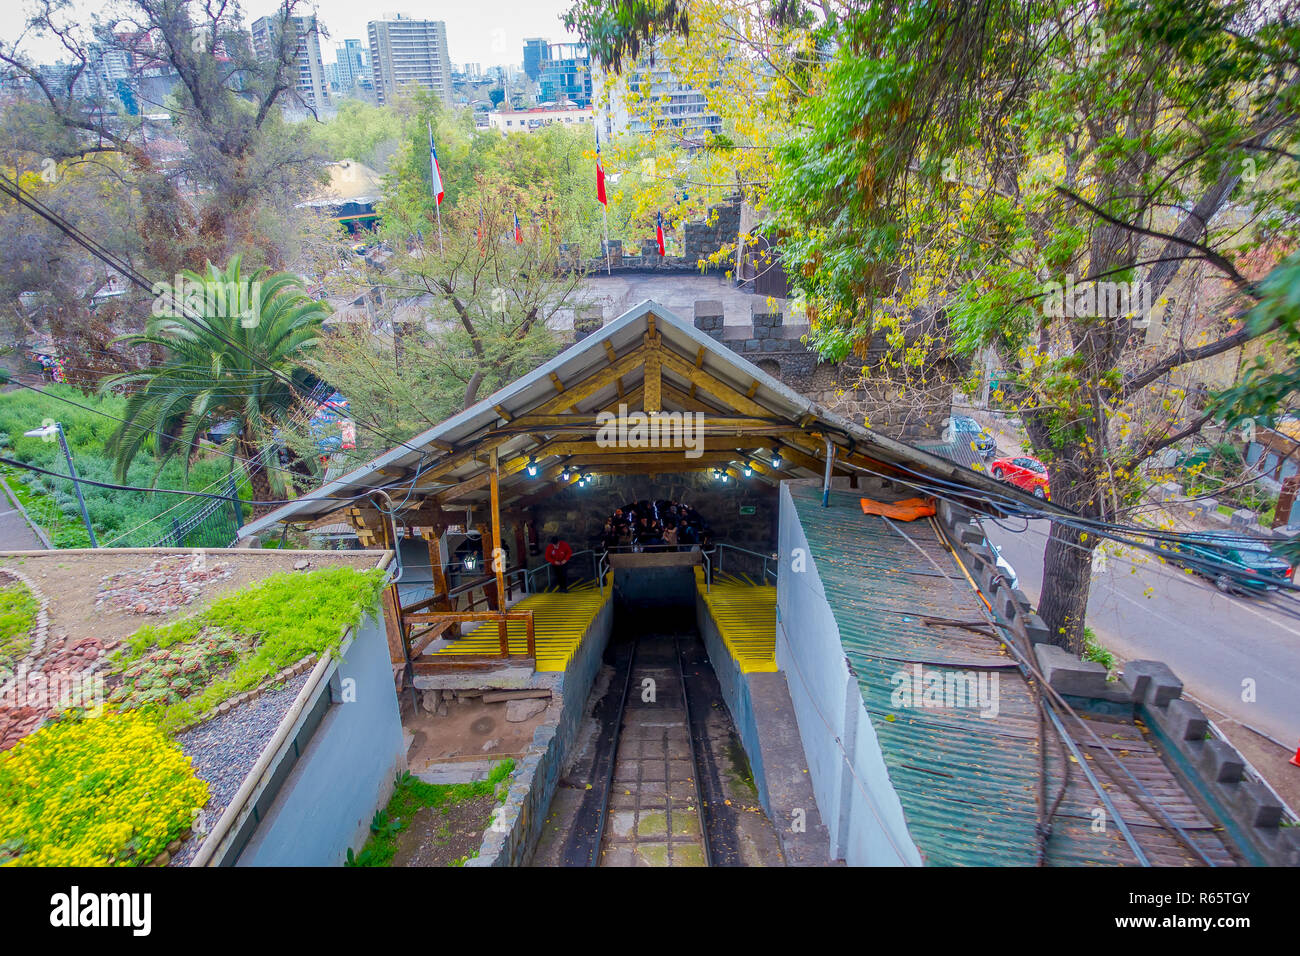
xmin=57 ymin=423 xmax=97 ymax=547
xmin=602 ymin=206 xmax=612 ymax=275
xmin=429 ymin=121 xmax=445 ymax=255
xmin=822 ymin=436 xmax=835 ymax=508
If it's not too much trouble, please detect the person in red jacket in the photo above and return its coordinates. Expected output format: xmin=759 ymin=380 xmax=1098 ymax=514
xmin=545 ymin=536 xmax=573 ymax=592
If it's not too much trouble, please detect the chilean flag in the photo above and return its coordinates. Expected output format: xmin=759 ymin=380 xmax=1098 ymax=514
xmin=655 ymin=211 xmax=666 ymax=256
xmin=428 ymin=123 xmax=444 ymax=206
xmin=595 ymin=132 xmax=607 ymax=206
xmin=513 ymin=212 xmax=523 ymax=244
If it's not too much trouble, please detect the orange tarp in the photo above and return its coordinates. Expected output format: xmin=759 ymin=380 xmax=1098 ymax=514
xmin=859 ymin=496 xmax=937 ymax=521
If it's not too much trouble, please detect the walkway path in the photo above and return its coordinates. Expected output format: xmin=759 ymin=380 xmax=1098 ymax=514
xmin=0 ymin=480 xmax=47 ymax=550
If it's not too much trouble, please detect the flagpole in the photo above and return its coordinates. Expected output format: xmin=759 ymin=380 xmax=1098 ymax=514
xmin=596 ymin=126 xmax=610 ymax=275
xmin=429 ymin=121 xmax=445 ymax=255
xmin=602 ymin=206 xmax=611 ymax=275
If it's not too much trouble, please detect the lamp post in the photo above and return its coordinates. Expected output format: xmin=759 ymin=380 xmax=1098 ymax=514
xmin=24 ymin=422 xmax=97 ymax=548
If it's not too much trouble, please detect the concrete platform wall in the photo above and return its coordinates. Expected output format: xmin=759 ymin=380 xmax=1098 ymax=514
xmin=776 ymin=482 xmax=922 ymax=866
xmin=471 ymin=597 xmax=614 ymax=865
xmin=232 ymin=614 xmax=406 ymax=866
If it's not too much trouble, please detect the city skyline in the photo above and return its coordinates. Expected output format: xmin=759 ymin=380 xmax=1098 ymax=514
xmin=2 ymin=1 xmax=580 ymax=72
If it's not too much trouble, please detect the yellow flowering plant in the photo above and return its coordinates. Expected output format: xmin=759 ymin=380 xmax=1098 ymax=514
xmin=0 ymin=709 xmax=208 ymax=866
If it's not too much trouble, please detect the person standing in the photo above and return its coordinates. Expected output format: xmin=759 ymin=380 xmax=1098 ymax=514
xmin=545 ymin=535 xmax=573 ymax=592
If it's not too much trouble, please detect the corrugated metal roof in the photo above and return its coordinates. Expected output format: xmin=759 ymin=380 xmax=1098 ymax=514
xmin=787 ymin=484 xmax=1236 ymax=866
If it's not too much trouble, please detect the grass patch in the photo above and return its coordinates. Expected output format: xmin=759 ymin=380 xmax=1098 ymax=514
xmin=347 ymin=760 xmax=514 ymax=868
xmin=1082 ymin=626 xmax=1118 ymax=679
xmin=0 ymin=579 xmax=38 ymax=668
xmin=112 ymin=566 xmax=388 ymax=731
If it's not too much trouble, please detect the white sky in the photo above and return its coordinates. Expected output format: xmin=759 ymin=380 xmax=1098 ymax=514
xmin=8 ymin=1 xmax=579 ymax=68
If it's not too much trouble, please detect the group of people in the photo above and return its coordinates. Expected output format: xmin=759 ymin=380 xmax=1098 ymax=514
xmin=599 ymin=499 xmax=710 ymax=553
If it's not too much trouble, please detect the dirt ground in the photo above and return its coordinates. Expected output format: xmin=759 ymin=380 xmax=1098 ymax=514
xmin=0 ymin=548 xmax=388 ymax=649
xmin=390 ymin=794 xmax=497 ymax=867
xmin=402 ymin=693 xmax=550 ymax=770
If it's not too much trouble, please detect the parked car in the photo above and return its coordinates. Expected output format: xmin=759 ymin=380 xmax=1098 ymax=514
xmin=1158 ymin=533 xmax=1293 ymax=594
xmin=990 ymin=455 xmax=1051 ymax=499
xmin=951 ymin=415 xmax=998 ymax=459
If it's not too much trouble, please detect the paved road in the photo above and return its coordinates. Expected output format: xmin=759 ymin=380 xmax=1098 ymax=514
xmin=985 ymin=518 xmax=1300 ymax=748
xmin=0 ymin=481 xmax=46 ymax=551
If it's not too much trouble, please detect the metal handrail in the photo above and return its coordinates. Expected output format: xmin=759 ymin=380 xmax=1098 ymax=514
xmin=713 ymin=542 xmax=779 ymax=585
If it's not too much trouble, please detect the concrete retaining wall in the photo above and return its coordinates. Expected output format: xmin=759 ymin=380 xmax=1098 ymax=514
xmin=694 ymin=590 xmax=767 ymax=809
xmin=469 ymin=597 xmax=614 ymax=866
xmin=231 ymin=613 xmax=406 ymax=866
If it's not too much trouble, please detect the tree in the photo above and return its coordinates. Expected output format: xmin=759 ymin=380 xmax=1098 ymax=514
xmin=282 ymin=177 xmax=590 ymax=472
xmin=0 ymin=0 xmax=330 ymax=356
xmin=565 ymin=0 xmax=825 ymax=265
xmin=768 ymin=0 xmax=1300 ymax=652
xmin=102 ymin=257 xmax=327 ymax=512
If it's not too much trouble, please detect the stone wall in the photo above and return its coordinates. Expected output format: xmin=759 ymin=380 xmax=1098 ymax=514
xmin=560 ymin=199 xmax=741 ymax=276
xmin=467 ymin=598 xmax=614 ymax=866
xmin=527 ymin=471 xmax=779 ymax=572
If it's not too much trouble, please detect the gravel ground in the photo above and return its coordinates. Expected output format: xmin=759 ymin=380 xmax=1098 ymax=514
xmin=173 ymin=670 xmax=312 ymax=866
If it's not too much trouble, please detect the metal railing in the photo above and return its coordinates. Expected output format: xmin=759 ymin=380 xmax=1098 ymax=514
xmin=712 ymin=542 xmax=779 ymax=585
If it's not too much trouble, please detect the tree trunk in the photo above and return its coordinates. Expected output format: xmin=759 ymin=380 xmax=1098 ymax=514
xmin=238 ymin=438 xmax=277 ymax=520
xmin=247 ymin=461 xmax=276 ymax=520
xmin=1037 ymin=520 xmax=1092 ymax=656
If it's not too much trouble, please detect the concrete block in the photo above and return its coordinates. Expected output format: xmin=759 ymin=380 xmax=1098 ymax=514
xmin=1166 ymin=698 xmax=1209 ymax=741
xmin=1034 ymin=643 xmax=1111 ymax=698
xmin=1230 ymin=508 xmax=1257 ymax=528
xmin=1199 ymin=738 xmax=1245 ymax=783
xmin=1232 ymin=779 xmax=1284 ymax=828
xmin=1021 ymin=613 xmax=1052 ymax=645
xmin=956 ymin=526 xmax=984 ymax=548
xmin=1121 ymin=659 xmax=1183 ymax=706
xmin=1158 ymin=481 xmax=1184 ymax=501
xmin=995 ymin=587 xmax=1020 ymax=624
xmin=693 ymin=300 xmax=724 ymax=330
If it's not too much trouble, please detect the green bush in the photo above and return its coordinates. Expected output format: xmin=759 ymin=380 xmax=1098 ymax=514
xmin=0 ymin=385 xmax=252 ymax=548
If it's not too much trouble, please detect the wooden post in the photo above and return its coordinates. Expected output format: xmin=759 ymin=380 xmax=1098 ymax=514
xmin=490 ymin=448 xmax=508 ymax=654
xmin=421 ymin=526 xmax=451 ymax=610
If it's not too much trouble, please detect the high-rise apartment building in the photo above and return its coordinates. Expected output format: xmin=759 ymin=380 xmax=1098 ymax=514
xmin=595 ymin=51 xmax=722 ymax=147
xmin=251 ymin=14 xmax=329 ymax=111
xmin=367 ymin=16 xmax=452 ymax=106
xmin=522 ymin=38 xmax=548 ymax=81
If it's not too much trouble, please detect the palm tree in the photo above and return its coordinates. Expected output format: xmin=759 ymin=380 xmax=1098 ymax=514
xmin=103 ymin=257 xmax=328 ymax=515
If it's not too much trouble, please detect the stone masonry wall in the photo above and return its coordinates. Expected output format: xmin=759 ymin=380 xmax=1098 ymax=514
xmin=528 ymin=472 xmax=778 ymax=575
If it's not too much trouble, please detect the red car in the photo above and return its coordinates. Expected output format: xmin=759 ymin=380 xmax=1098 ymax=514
xmin=990 ymin=455 xmax=1051 ymax=499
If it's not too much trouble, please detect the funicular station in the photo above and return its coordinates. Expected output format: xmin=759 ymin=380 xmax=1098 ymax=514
xmin=242 ymin=301 xmax=1297 ymax=868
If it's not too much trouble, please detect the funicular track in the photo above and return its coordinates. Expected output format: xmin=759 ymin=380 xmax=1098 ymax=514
xmin=576 ymin=631 xmax=714 ymax=867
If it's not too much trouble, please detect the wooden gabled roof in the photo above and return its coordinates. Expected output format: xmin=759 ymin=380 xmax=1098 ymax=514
xmin=239 ymin=300 xmax=1050 ymax=536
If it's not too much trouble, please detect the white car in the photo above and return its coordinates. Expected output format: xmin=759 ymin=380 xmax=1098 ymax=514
xmin=992 ymin=545 xmax=1019 ymax=590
